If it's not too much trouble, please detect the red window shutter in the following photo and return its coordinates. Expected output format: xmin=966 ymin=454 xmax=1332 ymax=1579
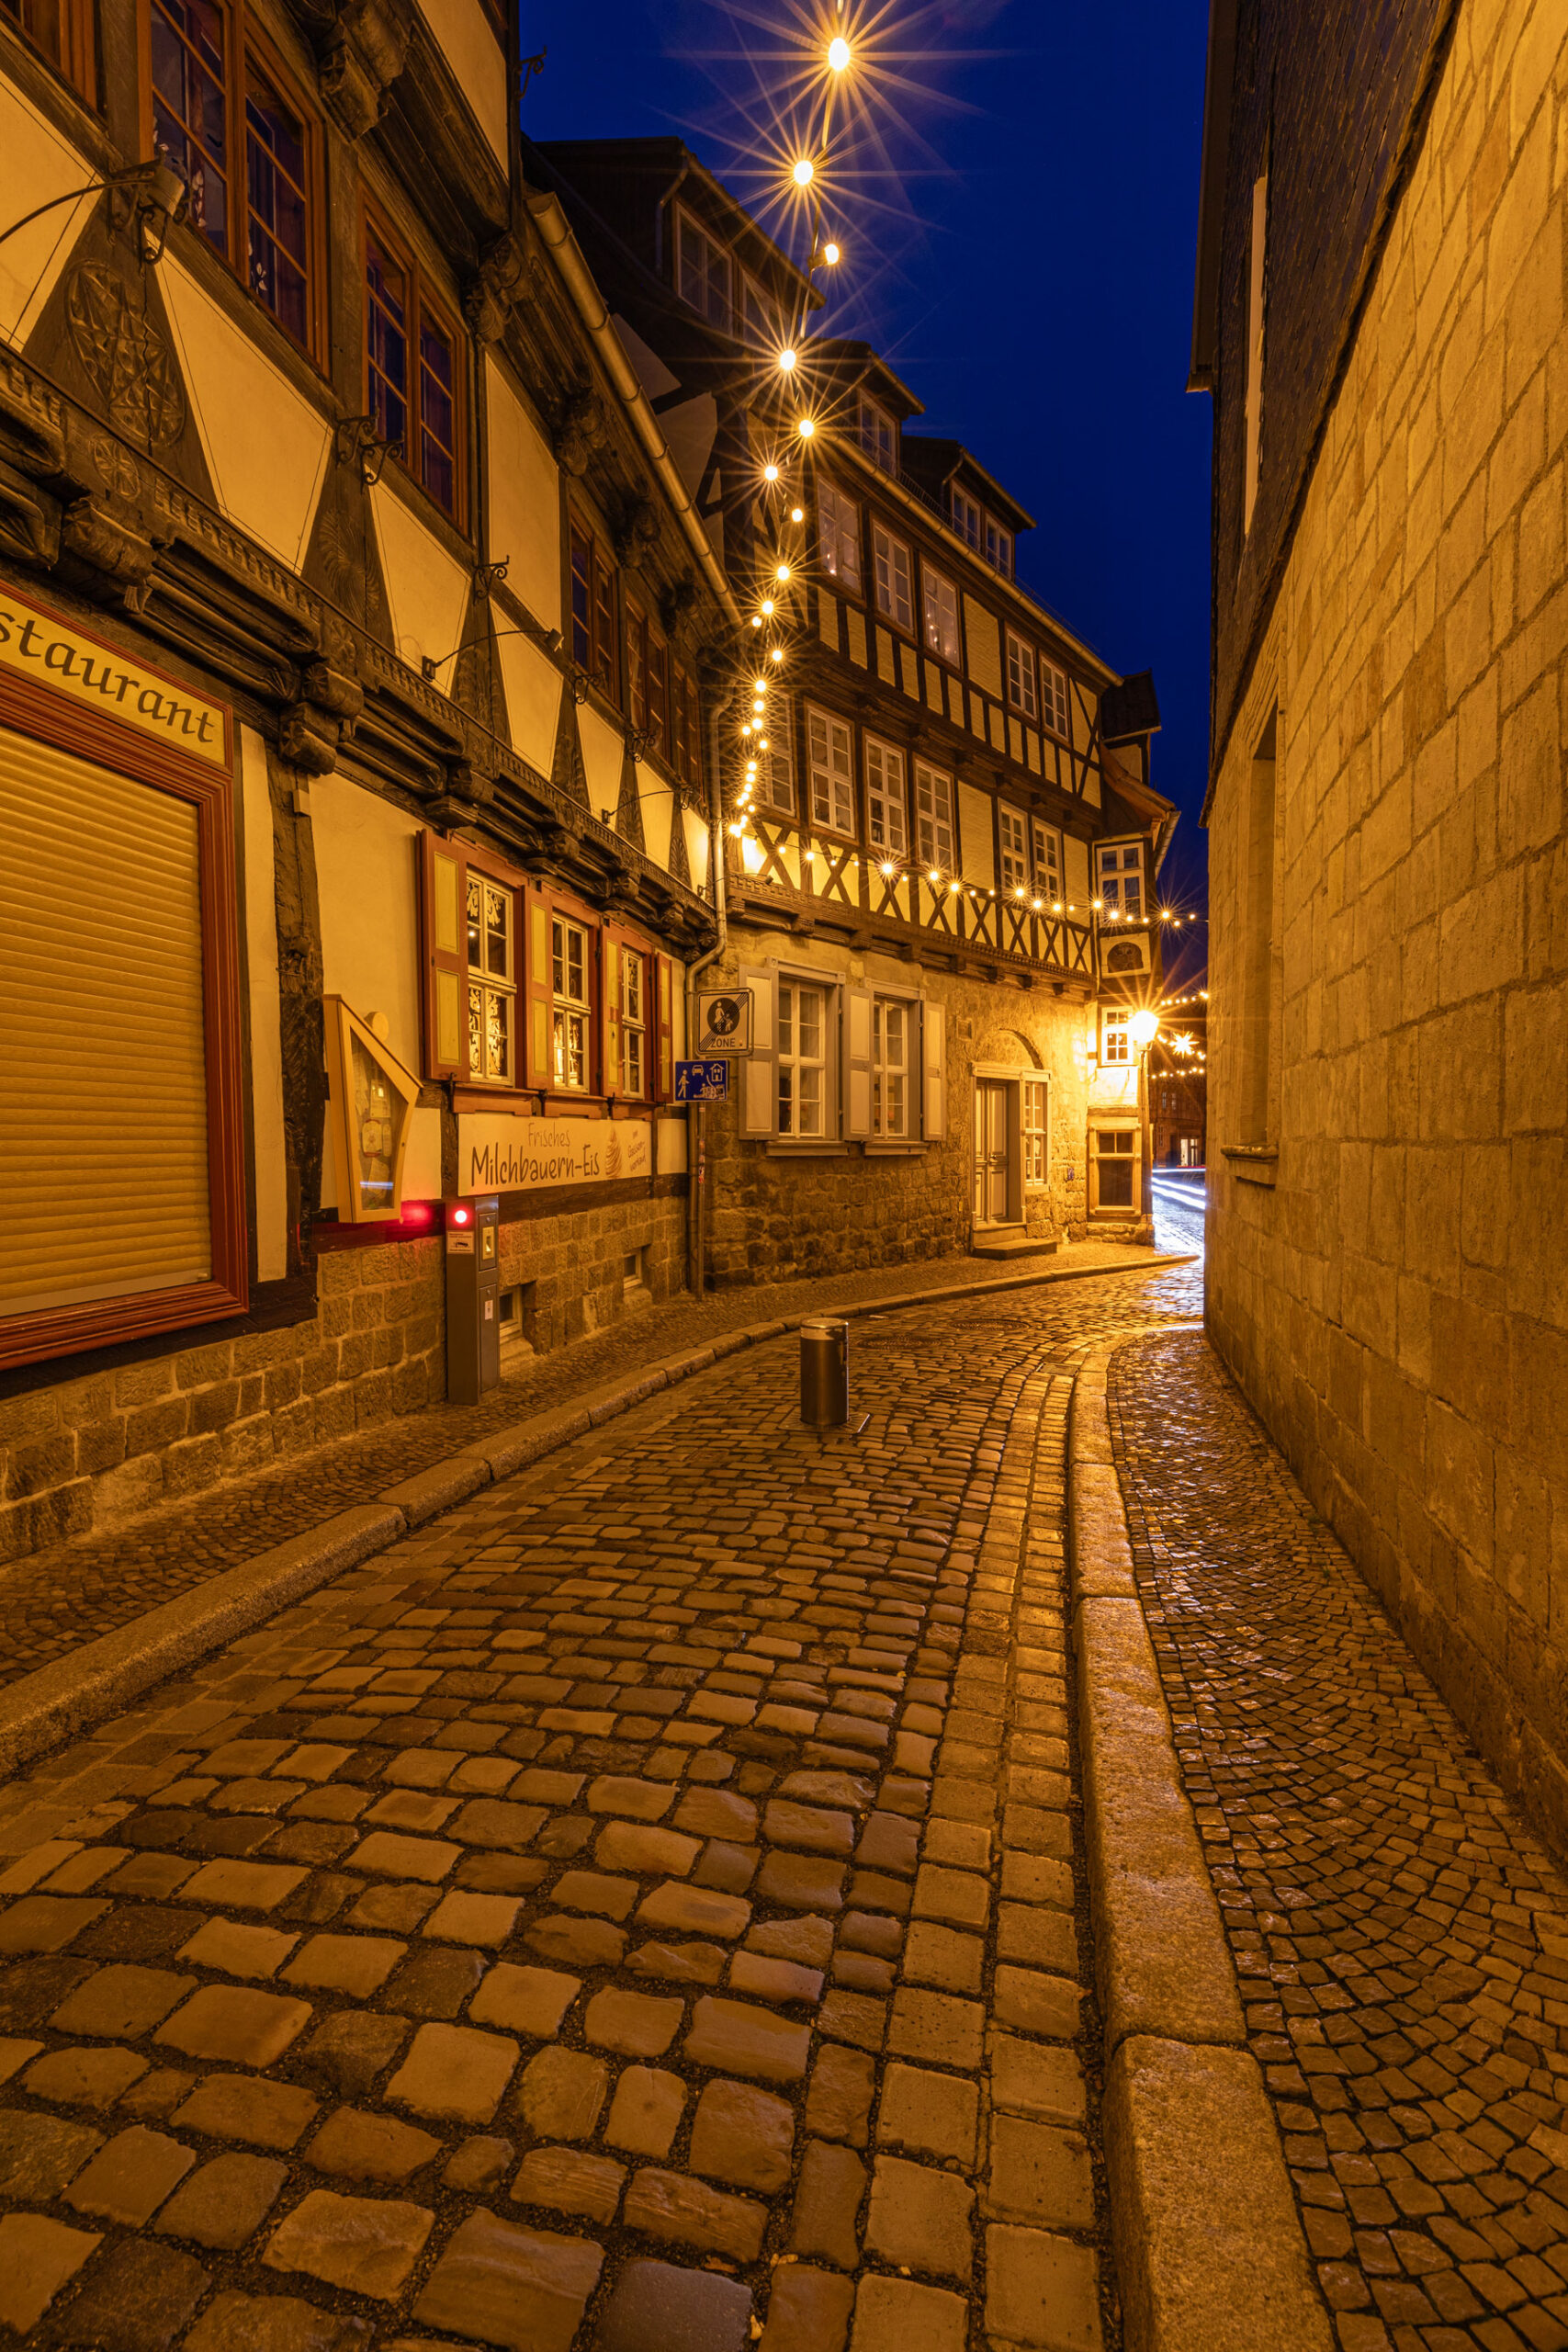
xmin=652 ymin=953 xmax=675 ymax=1101
xmin=420 ymin=831 xmax=468 ymax=1080
xmin=524 ymin=885 xmax=552 ymax=1090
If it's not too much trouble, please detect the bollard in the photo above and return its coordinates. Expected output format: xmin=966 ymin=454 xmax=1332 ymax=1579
xmin=799 ymin=1318 xmax=849 ymax=1428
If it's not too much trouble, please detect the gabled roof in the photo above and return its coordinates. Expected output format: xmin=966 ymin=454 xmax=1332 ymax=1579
xmin=899 ymin=435 xmax=1036 ymax=536
xmin=798 ymin=336 xmax=925 ymax=424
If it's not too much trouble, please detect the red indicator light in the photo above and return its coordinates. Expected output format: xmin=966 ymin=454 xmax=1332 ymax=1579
xmin=451 ymin=1206 xmax=471 ymax=1227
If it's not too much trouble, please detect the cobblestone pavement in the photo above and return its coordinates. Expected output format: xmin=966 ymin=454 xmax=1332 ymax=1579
xmin=0 ymin=1240 xmax=1162 ymax=1701
xmin=0 ymin=1260 xmax=1198 ymax=2352
xmin=1111 ymin=1331 xmax=1568 ymax=2352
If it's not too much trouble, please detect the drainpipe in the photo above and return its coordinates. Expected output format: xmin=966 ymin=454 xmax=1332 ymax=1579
xmin=684 ymin=681 xmax=734 ymax=1297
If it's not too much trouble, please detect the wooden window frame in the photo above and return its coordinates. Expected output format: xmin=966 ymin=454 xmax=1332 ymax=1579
xmin=863 ymin=733 xmax=908 ymax=860
xmin=807 ymin=704 xmax=856 ymax=842
xmin=818 ymin=477 xmax=863 ymax=596
xmin=1005 ymin=629 xmax=1038 ymax=719
xmin=3 ymin=0 xmax=95 ymax=103
xmin=757 ymin=689 xmax=795 ymax=817
xmin=674 ymin=204 xmax=732 ymax=334
xmin=1039 ymin=655 xmax=1071 ymax=741
xmin=1022 ymin=1076 xmax=1050 ymax=1187
xmin=570 ymin=512 xmax=619 ymax=705
xmin=858 ymin=396 xmax=897 ymax=472
xmin=671 ymin=660 xmax=701 ymax=791
xmin=778 ymin=977 xmax=831 ymax=1141
xmin=1032 ymin=818 xmax=1064 ymax=903
xmin=998 ymin=803 xmax=1029 ymax=895
xmin=141 ymin=0 xmax=328 ymax=367
xmin=360 ymin=201 xmax=468 ymax=527
xmin=920 ymin=562 xmax=960 ymax=667
xmin=0 ymin=599 xmax=245 ymax=1372
xmin=871 ymin=994 xmax=912 ymax=1140
xmin=626 ymin=598 xmax=671 ymax=761
xmin=617 ymin=942 xmax=648 ymax=1101
xmin=1097 ymin=839 xmax=1145 ymax=918
xmin=549 ymin=908 xmax=593 ymax=1095
xmin=419 ymin=831 xmax=527 ymax=1094
xmin=871 ymin=522 xmax=913 ymax=636
xmin=952 ymin=487 xmax=981 ymax=550
xmin=914 ymin=759 xmax=955 ymax=874
xmin=985 ymin=516 xmax=1013 ymax=577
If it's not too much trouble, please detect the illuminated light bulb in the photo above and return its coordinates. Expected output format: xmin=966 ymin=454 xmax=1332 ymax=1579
xmin=823 ymin=241 xmax=840 ymax=266
xmin=1013 ymin=886 xmax=1025 ymax=899
xmin=949 ymin=879 xmax=961 ymax=895
xmin=1032 ymin=898 xmax=1043 ymax=911
xmin=758 ymin=736 xmax=769 ymax=751
xmin=740 ymin=722 xmax=752 ymax=736
xmin=1054 ymin=901 xmax=1063 ymax=912
xmin=1093 ymin=899 xmax=1103 ymax=910
xmin=763 ymin=463 xmax=781 ymax=481
xmin=1130 ymin=1009 xmax=1160 ymax=1048
xmin=761 ymin=598 xmax=775 ymax=615
xmin=775 ymin=563 xmax=791 ymax=582
xmin=771 ymin=647 xmax=784 ymax=663
xmin=881 ymin=861 xmax=896 ymax=877
xmin=778 ymin=349 xmax=797 ymax=373
xmin=828 ymin=35 xmax=851 ymax=70
xmin=728 ymin=822 xmax=743 ymax=837
xmin=750 ymin=614 xmax=762 ymax=628
xmin=753 ymin=678 xmax=767 ymax=694
xmin=797 ymin=417 xmax=816 ymax=439
xmin=928 ymin=868 xmax=941 ymax=885
xmin=791 ymin=505 xmax=804 ymax=522
xmin=792 ymin=157 xmax=815 ymax=187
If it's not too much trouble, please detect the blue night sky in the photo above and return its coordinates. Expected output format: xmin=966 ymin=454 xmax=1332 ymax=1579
xmin=523 ymin=0 xmax=1213 ymax=950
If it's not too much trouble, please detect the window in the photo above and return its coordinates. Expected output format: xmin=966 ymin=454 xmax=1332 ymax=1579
xmin=807 ymin=706 xmax=855 ymax=837
xmin=872 ymin=525 xmax=913 ymax=633
xmin=1006 ymin=631 xmax=1038 ymax=718
xmin=365 ymin=217 xmax=464 ymax=517
xmin=626 ymin=603 xmax=671 ymax=757
xmin=986 ymin=518 xmax=1012 ymax=577
xmin=5 ymin=0 xmax=94 ymax=96
xmin=914 ymin=761 xmax=954 ymax=872
xmin=741 ymin=275 xmax=775 ymax=347
xmin=1022 ymin=1079 xmax=1048 ymax=1186
xmin=952 ymin=487 xmax=981 ymax=550
xmin=1098 ymin=842 xmax=1143 ymax=917
xmin=864 ymin=737 xmax=908 ymax=859
xmin=152 ymin=0 xmax=231 ymax=255
xmin=1101 ymin=1007 xmax=1131 ymax=1064
xmin=757 ymin=692 xmax=795 ymax=814
xmin=1245 ymin=169 xmax=1268 ymax=534
xmin=818 ymin=479 xmax=862 ymax=594
xmin=998 ymin=806 xmax=1028 ymax=894
xmin=570 ymin=518 xmax=617 ymax=701
xmin=872 ymin=998 xmax=909 ymax=1138
xmin=552 ymin=914 xmax=591 ymax=1091
xmin=1039 ymin=657 xmax=1071 ymax=741
xmin=672 ymin=662 xmax=701 ymax=789
xmin=1032 ymin=820 xmax=1063 ymax=901
xmin=244 ymin=60 xmax=309 ymax=345
xmin=620 ymin=948 xmax=646 ymax=1097
xmin=921 ymin=565 xmax=960 ymax=665
xmin=778 ymin=981 xmax=828 ymax=1138
xmin=465 ymin=872 xmax=516 ymax=1085
xmin=1093 ymin=1126 xmax=1136 ymax=1209
xmin=677 ymin=209 xmax=730 ymax=332
xmin=859 ymin=398 xmax=897 ymax=472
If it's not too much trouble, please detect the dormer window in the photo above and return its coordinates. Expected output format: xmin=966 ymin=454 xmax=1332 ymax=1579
xmin=986 ymin=518 xmax=1012 ymax=577
xmin=952 ymin=488 xmax=981 ymax=549
xmin=858 ymin=397 xmax=897 ymax=472
xmin=677 ymin=210 xmax=731 ymax=332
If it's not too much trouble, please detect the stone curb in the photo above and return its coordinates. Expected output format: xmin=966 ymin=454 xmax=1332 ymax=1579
xmin=1067 ymin=1338 xmax=1334 ymax=2352
xmin=0 ymin=1248 xmax=1190 ymax=1784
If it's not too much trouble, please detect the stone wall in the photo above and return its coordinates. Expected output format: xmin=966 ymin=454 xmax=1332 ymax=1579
xmin=0 ymin=1190 xmax=690 ymax=1567
xmin=1206 ymin=0 xmax=1568 ymax=1855
xmin=705 ymin=932 xmax=1096 ymax=1285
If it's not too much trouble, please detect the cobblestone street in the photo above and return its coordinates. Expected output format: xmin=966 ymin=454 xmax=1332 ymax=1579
xmin=1111 ymin=1335 xmax=1568 ymax=2352
xmin=0 ymin=1260 xmax=1201 ymax=2352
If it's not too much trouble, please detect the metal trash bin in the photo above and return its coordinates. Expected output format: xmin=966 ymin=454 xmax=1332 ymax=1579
xmin=800 ymin=1318 xmax=849 ymax=1428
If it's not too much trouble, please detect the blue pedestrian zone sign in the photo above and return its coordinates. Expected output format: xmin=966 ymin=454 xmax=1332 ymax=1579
xmin=675 ymin=1059 xmax=729 ymax=1101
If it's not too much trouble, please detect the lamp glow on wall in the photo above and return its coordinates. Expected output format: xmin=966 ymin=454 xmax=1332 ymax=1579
xmin=323 ymin=998 xmax=423 ymax=1223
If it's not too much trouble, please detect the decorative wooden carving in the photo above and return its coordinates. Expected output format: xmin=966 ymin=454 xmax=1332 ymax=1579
xmin=291 ymin=0 xmax=413 ymax=140
xmin=65 ymin=267 xmax=186 ymax=448
xmin=464 ymin=232 xmax=527 ymax=345
xmin=556 ymin=387 xmax=605 ymax=478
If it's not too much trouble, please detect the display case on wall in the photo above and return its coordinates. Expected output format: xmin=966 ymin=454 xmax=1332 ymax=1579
xmin=322 ymin=997 xmax=423 ymax=1223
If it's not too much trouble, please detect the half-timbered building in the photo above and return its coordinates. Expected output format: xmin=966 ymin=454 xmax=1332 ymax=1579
xmin=531 ymin=137 xmax=1179 ymax=1280
xmin=0 ymin=0 xmax=731 ymax=1561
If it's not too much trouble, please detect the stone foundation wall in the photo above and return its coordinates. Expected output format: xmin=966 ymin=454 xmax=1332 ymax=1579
xmin=705 ymin=932 xmax=1096 ymax=1285
xmin=0 ymin=1191 xmax=689 ymax=1567
xmin=1206 ymin=0 xmax=1568 ymax=1855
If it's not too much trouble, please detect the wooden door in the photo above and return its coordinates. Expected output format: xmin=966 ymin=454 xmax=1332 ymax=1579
xmin=973 ymin=1080 xmax=1010 ymax=1223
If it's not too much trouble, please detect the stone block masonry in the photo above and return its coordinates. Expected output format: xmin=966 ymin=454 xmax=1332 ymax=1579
xmin=1205 ymin=0 xmax=1568 ymax=1860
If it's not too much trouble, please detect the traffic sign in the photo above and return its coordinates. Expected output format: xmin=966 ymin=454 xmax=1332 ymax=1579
xmin=695 ymin=988 xmax=752 ymax=1056
xmin=675 ymin=1059 xmax=729 ymax=1102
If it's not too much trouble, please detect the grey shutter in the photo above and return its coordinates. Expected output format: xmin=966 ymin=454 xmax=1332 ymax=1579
xmin=739 ymin=965 xmax=776 ymax=1137
xmin=845 ymin=986 xmax=873 ymax=1139
xmin=921 ymin=1000 xmax=946 ymax=1141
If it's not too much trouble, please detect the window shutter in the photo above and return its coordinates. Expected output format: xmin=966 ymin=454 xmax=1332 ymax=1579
xmin=525 ymin=889 xmax=552 ymax=1090
xmin=601 ymin=925 xmax=622 ymax=1100
xmin=653 ymin=953 xmax=675 ymax=1102
xmin=845 ymin=986 xmax=873 ymax=1139
xmin=420 ymin=831 xmax=467 ymax=1080
xmin=921 ymin=1000 xmax=946 ymax=1140
xmin=739 ymin=965 xmax=776 ymax=1137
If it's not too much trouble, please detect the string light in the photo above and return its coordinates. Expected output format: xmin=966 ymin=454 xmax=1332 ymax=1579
xmin=822 ymin=241 xmax=840 ymax=265
xmin=828 ymin=35 xmax=851 ymax=71
xmin=792 ymin=158 xmax=815 ymax=187
xmin=778 ymin=350 xmax=797 ymax=373
xmin=763 ymin=463 xmax=780 ymax=482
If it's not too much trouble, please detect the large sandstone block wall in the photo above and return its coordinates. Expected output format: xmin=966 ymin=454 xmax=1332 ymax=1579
xmin=1207 ymin=0 xmax=1568 ymax=1855
xmin=706 ymin=939 xmax=1094 ymax=1285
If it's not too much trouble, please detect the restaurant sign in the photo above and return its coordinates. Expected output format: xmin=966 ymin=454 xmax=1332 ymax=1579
xmin=457 ymin=1113 xmax=652 ymax=1196
xmin=0 ymin=578 xmax=228 ymax=767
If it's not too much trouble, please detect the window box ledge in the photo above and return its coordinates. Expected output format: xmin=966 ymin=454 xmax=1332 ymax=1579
xmin=863 ymin=1141 xmax=926 ymax=1156
xmin=1221 ymin=1144 xmax=1279 ymax=1187
xmin=764 ymin=1143 xmax=851 ymax=1158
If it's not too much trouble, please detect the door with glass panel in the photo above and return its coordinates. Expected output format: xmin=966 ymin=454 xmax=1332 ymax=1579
xmin=973 ymin=1080 xmax=1010 ymax=1223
